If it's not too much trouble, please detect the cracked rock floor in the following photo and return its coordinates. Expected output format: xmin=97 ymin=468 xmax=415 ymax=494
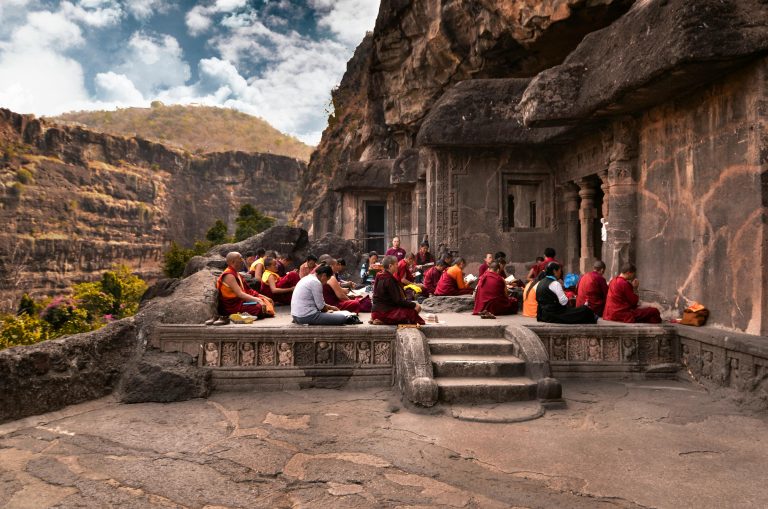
xmin=0 ymin=380 xmax=766 ymax=508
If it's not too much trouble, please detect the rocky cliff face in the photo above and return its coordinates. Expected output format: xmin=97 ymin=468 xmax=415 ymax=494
xmin=0 ymin=109 xmax=305 ymax=307
xmin=295 ymin=0 xmax=634 ymax=233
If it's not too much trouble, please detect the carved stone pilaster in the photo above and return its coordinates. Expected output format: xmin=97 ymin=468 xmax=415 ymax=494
xmin=578 ymin=179 xmax=598 ymax=273
xmin=602 ymin=117 xmax=639 ymax=276
xmin=562 ymin=182 xmax=580 ymax=273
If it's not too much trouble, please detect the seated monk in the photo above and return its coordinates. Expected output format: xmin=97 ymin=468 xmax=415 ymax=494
xmin=217 ymin=252 xmax=270 ymax=317
xmin=603 ymin=263 xmax=662 ymax=324
xmin=522 ymin=277 xmax=540 ymax=318
xmin=260 ymin=256 xmax=300 ymax=305
xmin=248 ymin=248 xmax=267 ymax=280
xmin=371 ymin=255 xmax=424 ymax=325
xmin=423 ymin=258 xmax=448 ymax=296
xmin=361 ymin=251 xmax=380 ymax=285
xmin=576 ymin=260 xmax=609 ymax=316
xmin=434 ymin=257 xmax=474 ymax=296
xmin=536 ymin=262 xmax=597 ymax=324
xmin=276 ymin=254 xmax=295 ymax=277
xmin=397 ymin=253 xmax=426 ymax=292
xmin=299 ymin=254 xmax=318 ymax=278
xmin=478 ymin=253 xmax=494 ymax=278
xmin=322 ymin=259 xmax=372 ymax=313
xmin=473 ymin=261 xmax=518 ymax=317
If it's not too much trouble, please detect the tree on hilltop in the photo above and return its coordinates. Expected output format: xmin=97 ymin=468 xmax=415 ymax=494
xmin=235 ymin=204 xmax=275 ymax=241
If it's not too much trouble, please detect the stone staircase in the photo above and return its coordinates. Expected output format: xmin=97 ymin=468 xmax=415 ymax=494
xmin=423 ymin=327 xmax=538 ymax=404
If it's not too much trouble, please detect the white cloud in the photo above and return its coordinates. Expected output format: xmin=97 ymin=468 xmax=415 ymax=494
xmin=117 ymin=32 xmax=191 ymax=95
xmin=124 ymin=0 xmax=167 ymax=19
xmin=311 ymin=0 xmax=380 ymax=45
xmin=185 ymin=0 xmax=248 ymax=36
xmin=60 ymin=0 xmax=122 ymax=27
xmin=94 ymin=71 xmax=144 ymax=103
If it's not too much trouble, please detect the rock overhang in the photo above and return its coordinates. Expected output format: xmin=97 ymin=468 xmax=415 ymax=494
xmin=518 ymin=0 xmax=768 ymax=127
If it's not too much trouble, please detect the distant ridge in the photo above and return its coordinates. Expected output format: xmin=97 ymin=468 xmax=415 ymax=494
xmin=51 ymin=103 xmax=314 ymax=162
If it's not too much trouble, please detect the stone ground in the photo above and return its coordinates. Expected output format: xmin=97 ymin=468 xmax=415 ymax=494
xmin=1 ymin=379 xmax=766 ymax=508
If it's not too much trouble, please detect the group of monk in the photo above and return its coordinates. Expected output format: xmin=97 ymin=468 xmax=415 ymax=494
xmin=212 ymin=238 xmax=661 ymax=327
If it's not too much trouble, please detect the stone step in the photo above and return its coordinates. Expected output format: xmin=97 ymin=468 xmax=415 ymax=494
xmin=428 ymin=338 xmax=515 ymax=356
xmin=431 ymin=354 xmax=526 ymax=378
xmin=436 ymin=377 xmax=538 ymax=404
xmin=420 ymin=326 xmax=506 ymax=339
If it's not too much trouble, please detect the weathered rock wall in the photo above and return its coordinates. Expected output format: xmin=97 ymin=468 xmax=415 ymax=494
xmin=0 ymin=109 xmax=305 ymax=303
xmin=0 ymin=319 xmax=137 ymax=423
xmin=296 ymin=0 xmax=635 ymax=234
xmin=635 ymin=59 xmax=768 ymax=334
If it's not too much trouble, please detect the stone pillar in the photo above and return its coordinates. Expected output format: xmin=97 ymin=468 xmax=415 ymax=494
xmin=562 ymin=183 xmax=580 ymax=273
xmin=602 ymin=118 xmax=639 ymax=277
xmin=578 ymin=179 xmax=598 ymax=273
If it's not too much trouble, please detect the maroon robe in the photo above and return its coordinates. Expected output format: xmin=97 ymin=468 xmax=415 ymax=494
xmin=603 ymin=277 xmax=661 ymax=324
xmin=260 ymin=271 xmax=300 ymax=305
xmin=371 ymin=271 xmax=424 ymax=325
xmin=473 ymin=271 xmax=518 ymax=315
xmin=397 ymin=259 xmax=415 ymax=284
xmin=478 ymin=262 xmax=489 ymax=278
xmin=423 ymin=266 xmax=442 ymax=295
xmin=216 ymin=267 xmax=263 ymax=316
xmin=531 ymin=257 xmax=561 ymax=279
xmin=385 ymin=247 xmax=406 ymax=261
xmin=322 ymin=283 xmax=372 ymax=313
xmin=575 ymin=270 xmax=609 ymax=316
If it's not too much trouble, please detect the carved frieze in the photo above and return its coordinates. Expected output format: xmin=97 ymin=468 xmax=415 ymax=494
xmin=335 ymin=342 xmax=356 ymax=365
xmin=204 ymin=342 xmax=219 ymax=367
xmin=241 ymin=343 xmax=256 ymax=366
xmin=295 ymin=342 xmax=315 ymax=366
xmin=258 ymin=342 xmax=276 ymax=366
xmin=221 ymin=342 xmax=238 ymax=367
xmin=358 ymin=342 xmax=372 ymax=364
xmin=278 ymin=342 xmax=293 ymax=366
xmin=603 ymin=339 xmax=620 ymax=362
xmin=374 ymin=342 xmax=391 ymax=364
xmin=568 ymin=338 xmax=588 ymax=361
xmin=316 ymin=341 xmax=332 ymax=364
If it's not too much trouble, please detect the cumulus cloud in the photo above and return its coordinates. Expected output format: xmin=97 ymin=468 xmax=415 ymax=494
xmin=310 ymin=0 xmax=380 ymax=45
xmin=185 ymin=0 xmax=247 ymax=36
xmin=94 ymin=71 xmax=144 ymax=103
xmin=60 ymin=0 xmax=122 ymax=27
xmin=117 ymin=32 xmax=191 ymax=96
xmin=125 ymin=0 xmax=168 ymax=20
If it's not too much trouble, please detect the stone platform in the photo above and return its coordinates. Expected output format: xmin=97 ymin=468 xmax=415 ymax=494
xmin=153 ymin=314 xmax=682 ymax=398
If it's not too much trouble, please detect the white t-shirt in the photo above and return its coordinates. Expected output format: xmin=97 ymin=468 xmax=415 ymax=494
xmin=291 ymin=276 xmax=326 ymax=318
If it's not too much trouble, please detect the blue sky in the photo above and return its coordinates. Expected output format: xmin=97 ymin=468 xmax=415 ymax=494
xmin=0 ymin=0 xmax=381 ymax=144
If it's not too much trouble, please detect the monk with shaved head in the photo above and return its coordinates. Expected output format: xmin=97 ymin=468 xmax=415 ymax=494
xmin=216 ymin=252 xmax=271 ymax=319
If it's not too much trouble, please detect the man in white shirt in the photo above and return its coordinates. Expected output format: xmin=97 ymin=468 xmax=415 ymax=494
xmin=291 ymin=265 xmax=349 ymax=325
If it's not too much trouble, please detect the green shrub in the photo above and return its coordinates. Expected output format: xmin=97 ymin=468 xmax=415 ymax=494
xmin=0 ymin=313 xmax=50 ymax=349
xmin=162 ymin=241 xmax=195 ymax=278
xmin=205 ymin=219 xmax=231 ymax=244
xmin=234 ymin=204 xmax=275 ymax=241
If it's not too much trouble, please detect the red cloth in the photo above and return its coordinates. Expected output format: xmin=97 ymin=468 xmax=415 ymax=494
xmin=423 ymin=266 xmax=442 ymax=295
xmin=575 ymin=270 xmax=609 ymax=316
xmin=260 ymin=271 xmax=299 ymax=305
xmin=473 ymin=271 xmax=518 ymax=315
xmin=396 ymin=259 xmax=414 ymax=284
xmin=322 ymin=284 xmax=371 ymax=313
xmin=372 ymin=307 xmax=425 ymax=325
xmin=372 ymin=271 xmax=418 ymax=313
xmin=216 ymin=267 xmax=263 ymax=316
xmin=434 ymin=270 xmax=473 ymax=296
xmin=478 ymin=263 xmax=489 ymax=278
xmin=603 ymin=277 xmax=661 ymax=323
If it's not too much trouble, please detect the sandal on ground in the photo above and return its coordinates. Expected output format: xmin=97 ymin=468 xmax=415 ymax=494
xmin=480 ymin=311 xmax=496 ymax=319
xmin=369 ymin=319 xmax=384 ymax=325
xmin=204 ymin=316 xmax=218 ymax=325
xmin=213 ymin=316 xmax=230 ymax=326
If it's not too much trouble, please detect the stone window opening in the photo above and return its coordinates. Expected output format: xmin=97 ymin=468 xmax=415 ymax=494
xmin=504 ymin=179 xmax=544 ymax=231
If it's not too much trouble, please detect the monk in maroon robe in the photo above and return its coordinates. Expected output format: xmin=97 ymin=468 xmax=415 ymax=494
xmin=434 ymin=258 xmax=474 ymax=296
xmin=260 ymin=257 xmax=300 ymax=305
xmin=473 ymin=262 xmax=518 ymax=316
xmin=477 ymin=253 xmax=494 ymax=278
xmin=423 ymin=259 xmax=447 ymax=295
xmin=371 ymin=255 xmax=424 ymax=325
xmin=603 ymin=263 xmax=661 ymax=323
xmin=576 ymin=260 xmax=609 ymax=316
xmin=529 ymin=248 xmax=560 ymax=280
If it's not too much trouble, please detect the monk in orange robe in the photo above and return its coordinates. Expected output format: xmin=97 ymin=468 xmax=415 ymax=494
xmin=260 ymin=256 xmax=300 ymax=305
xmin=216 ymin=252 xmax=269 ymax=316
xmin=434 ymin=258 xmax=474 ymax=296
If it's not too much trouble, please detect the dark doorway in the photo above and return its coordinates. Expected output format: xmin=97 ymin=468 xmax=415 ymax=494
xmin=365 ymin=202 xmax=386 ymax=254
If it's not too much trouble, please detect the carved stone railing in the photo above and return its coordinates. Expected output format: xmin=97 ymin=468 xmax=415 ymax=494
xmin=155 ymin=324 xmax=395 ymax=390
xmin=525 ymin=323 xmax=678 ymax=379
